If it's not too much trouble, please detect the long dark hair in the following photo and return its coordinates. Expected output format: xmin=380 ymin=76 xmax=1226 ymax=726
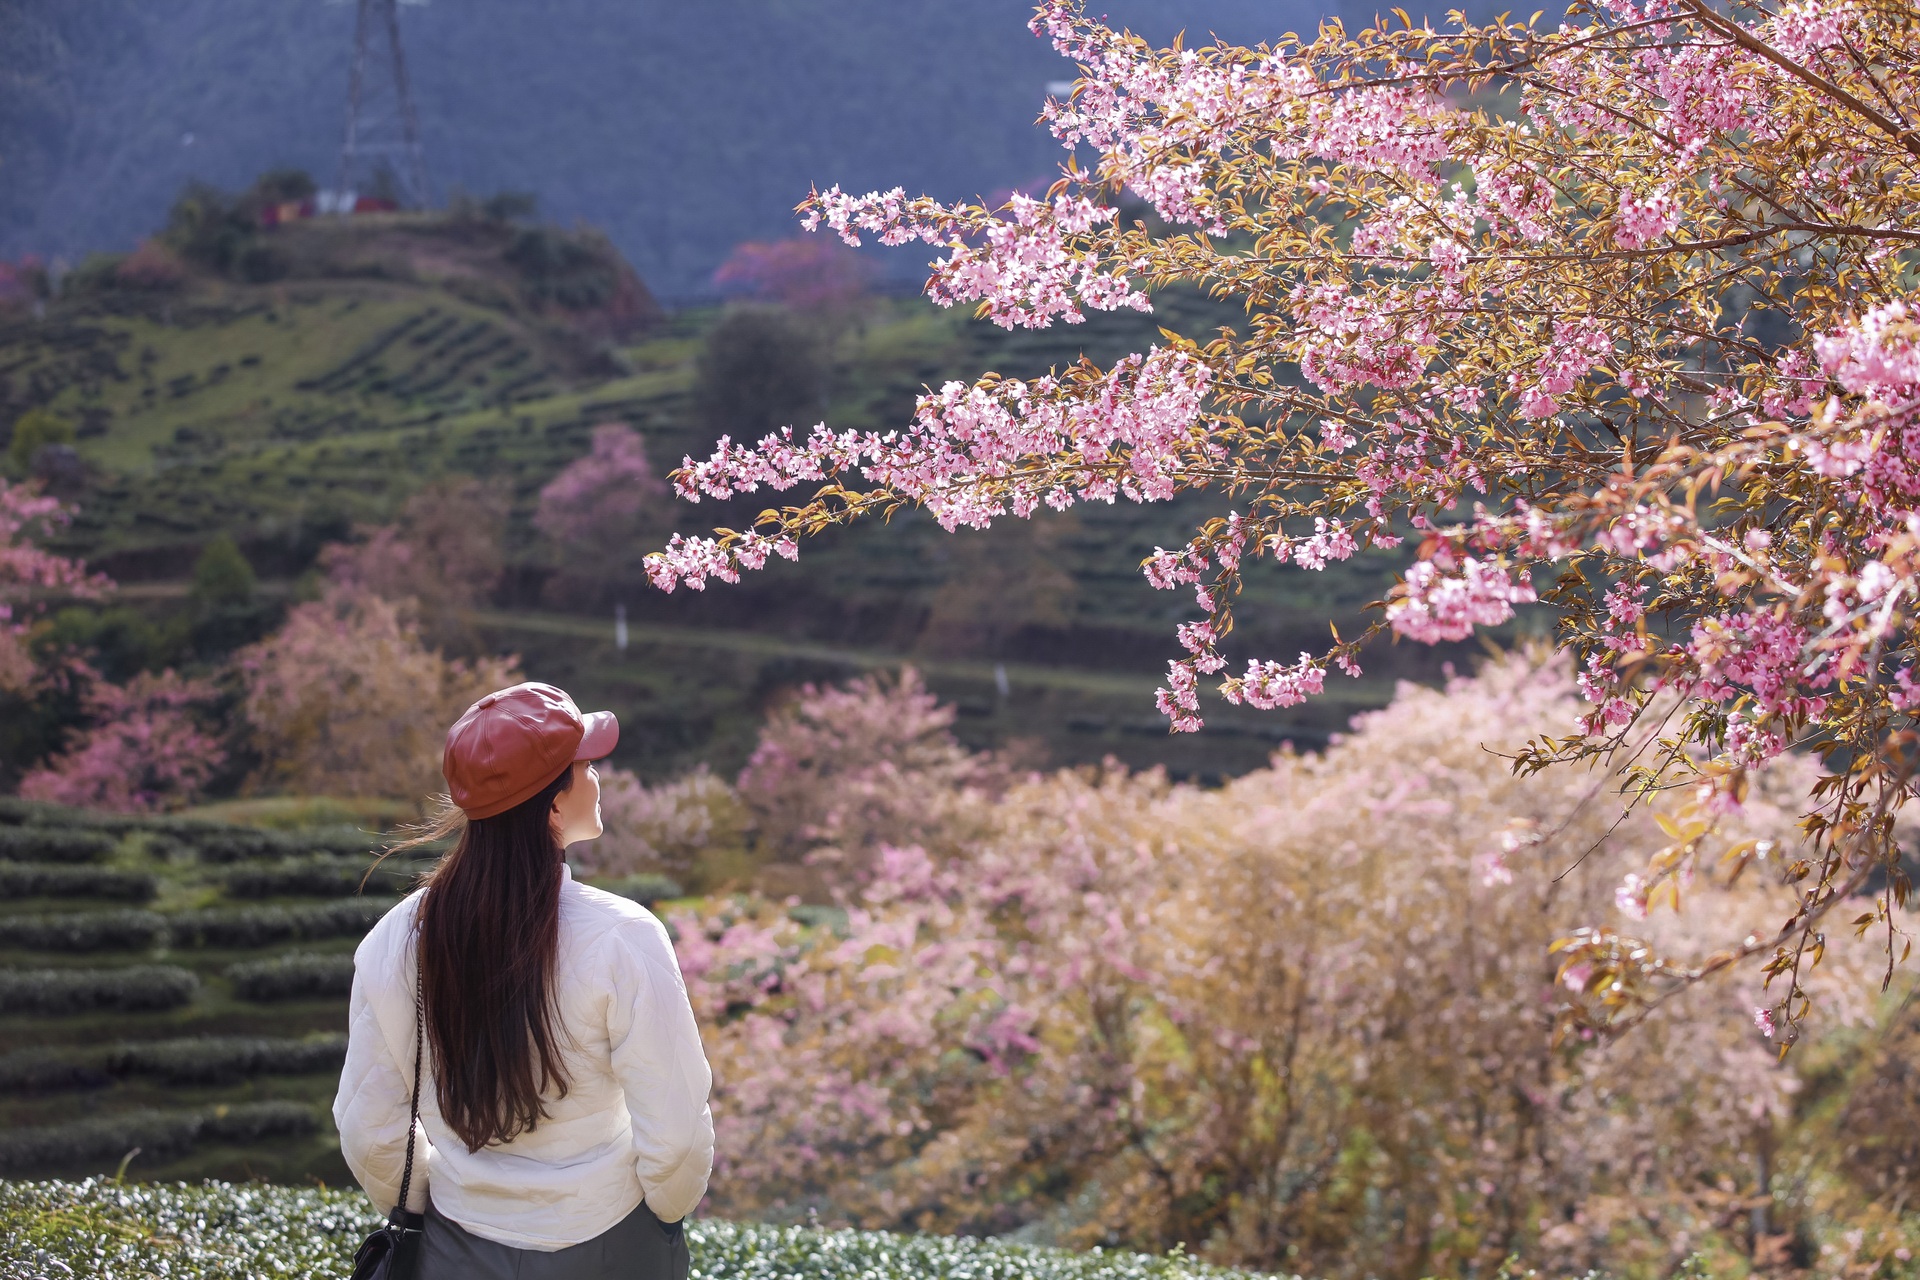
xmin=401 ymin=767 xmax=575 ymax=1151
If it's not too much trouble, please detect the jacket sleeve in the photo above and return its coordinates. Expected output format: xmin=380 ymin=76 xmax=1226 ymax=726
xmin=333 ymin=914 xmax=435 ymax=1214
xmin=602 ymin=912 xmax=715 ymax=1223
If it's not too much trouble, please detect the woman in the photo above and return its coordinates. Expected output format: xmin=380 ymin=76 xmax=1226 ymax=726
xmin=335 ymin=681 xmax=713 ymax=1279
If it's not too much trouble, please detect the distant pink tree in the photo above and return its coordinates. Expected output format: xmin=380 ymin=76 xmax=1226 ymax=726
xmin=712 ymin=237 xmax=871 ymax=312
xmin=0 ymin=257 xmax=46 ymax=313
xmin=20 ymin=668 xmax=226 ymax=812
xmin=238 ymin=583 xmax=520 ymax=800
xmin=735 ymin=668 xmax=1001 ymax=866
xmin=535 ymin=425 xmax=666 ymax=598
xmin=115 ymin=240 xmax=188 ymax=291
xmin=322 ymin=476 xmax=507 ymax=614
xmin=0 ymin=478 xmax=109 ymax=692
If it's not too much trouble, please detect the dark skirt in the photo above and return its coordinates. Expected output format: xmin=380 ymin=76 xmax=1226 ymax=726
xmin=419 ymin=1198 xmax=689 ymax=1280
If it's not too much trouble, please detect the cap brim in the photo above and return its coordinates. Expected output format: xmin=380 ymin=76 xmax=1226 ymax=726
xmin=574 ymin=710 xmax=620 ymax=761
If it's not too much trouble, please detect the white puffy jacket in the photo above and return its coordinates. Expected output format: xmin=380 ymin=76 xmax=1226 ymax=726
xmin=333 ymin=867 xmax=714 ymax=1251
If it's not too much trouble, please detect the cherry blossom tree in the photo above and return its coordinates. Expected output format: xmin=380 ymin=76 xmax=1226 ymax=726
xmin=236 ymin=585 xmax=519 ymax=801
xmin=535 ymin=424 xmax=667 ymax=601
xmin=19 ymin=668 xmax=225 ymax=812
xmin=0 ymin=477 xmax=108 ymax=693
xmin=646 ymin=0 xmax=1920 ymax=1042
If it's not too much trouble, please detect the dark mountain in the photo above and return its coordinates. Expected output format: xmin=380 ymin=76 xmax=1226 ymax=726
xmin=2 ymin=0 xmax=1439 ymax=298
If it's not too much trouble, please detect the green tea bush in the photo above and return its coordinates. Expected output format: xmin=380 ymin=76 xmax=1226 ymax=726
xmin=0 ymin=828 xmax=115 ymax=863
xmin=0 ymin=799 xmax=146 ymax=833
xmin=225 ymin=953 xmax=356 ymax=1001
xmin=170 ymin=899 xmax=391 ymax=948
xmin=0 ymin=910 xmax=166 ymax=952
xmin=175 ymin=827 xmax=304 ymax=863
xmin=0 ymin=1103 xmax=316 ymax=1176
xmin=0 ymin=1049 xmax=111 ymax=1095
xmin=0 ymin=1180 xmax=1279 ymax=1280
xmin=0 ymin=864 xmax=157 ymax=902
xmin=223 ymin=857 xmax=417 ymax=899
xmin=0 ymin=967 xmax=198 ymax=1015
xmin=107 ymin=1034 xmax=348 ymax=1086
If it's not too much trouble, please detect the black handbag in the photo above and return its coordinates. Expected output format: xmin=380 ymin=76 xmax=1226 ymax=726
xmin=351 ymin=984 xmax=427 ymax=1280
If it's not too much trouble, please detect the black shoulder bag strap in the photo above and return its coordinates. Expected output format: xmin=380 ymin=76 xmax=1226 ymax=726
xmin=350 ymin=974 xmax=428 ymax=1280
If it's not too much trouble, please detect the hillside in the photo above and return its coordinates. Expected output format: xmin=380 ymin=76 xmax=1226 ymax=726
xmin=0 ymin=200 xmax=1485 ymax=785
xmin=1 ymin=0 xmax=1482 ymax=299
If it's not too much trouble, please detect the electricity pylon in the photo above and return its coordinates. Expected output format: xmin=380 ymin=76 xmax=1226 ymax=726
xmin=335 ymin=0 xmax=430 ymax=207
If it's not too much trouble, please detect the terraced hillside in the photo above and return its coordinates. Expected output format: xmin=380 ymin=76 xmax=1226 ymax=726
xmin=0 ymin=797 xmax=691 ymax=1185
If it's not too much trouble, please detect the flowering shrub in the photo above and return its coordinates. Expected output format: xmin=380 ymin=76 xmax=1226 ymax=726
xmin=0 ymin=478 xmax=107 ymax=692
xmin=236 ymin=586 xmax=518 ymax=801
xmin=644 ymin=0 xmax=1920 ymax=1037
xmin=676 ymin=658 xmax=1889 ymax=1277
xmin=734 ymin=668 xmax=1002 ymax=868
xmin=18 ymin=669 xmax=226 ymax=812
xmin=579 ymin=764 xmax=744 ymax=880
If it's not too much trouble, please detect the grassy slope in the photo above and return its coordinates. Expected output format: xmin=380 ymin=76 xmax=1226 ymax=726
xmin=3 ymin=239 xmax=1475 ymax=781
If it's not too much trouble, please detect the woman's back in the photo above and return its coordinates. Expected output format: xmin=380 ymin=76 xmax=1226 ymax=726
xmin=337 ymin=867 xmax=713 ymax=1250
xmin=332 ymin=681 xmax=713 ymax=1274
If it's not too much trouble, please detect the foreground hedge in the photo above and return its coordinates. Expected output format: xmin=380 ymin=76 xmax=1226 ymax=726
xmin=0 ymin=1180 xmax=1281 ymax=1280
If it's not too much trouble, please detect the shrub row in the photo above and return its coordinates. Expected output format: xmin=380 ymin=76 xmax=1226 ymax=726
xmin=0 ymin=798 xmax=148 ymax=834
xmin=0 ymin=1035 xmax=349 ymax=1094
xmin=0 ymin=798 xmax=386 ymax=862
xmin=223 ymin=856 xmax=423 ymax=899
xmin=1 ymin=900 xmax=391 ymax=953
xmin=0 ymin=1180 xmax=1276 ymax=1280
xmin=0 ymin=910 xmax=166 ymax=952
xmin=0 ymin=1103 xmax=317 ymax=1176
xmin=0 ymin=1048 xmax=113 ymax=1094
xmin=107 ymin=1034 xmax=349 ymax=1085
xmin=0 ymin=827 xmax=116 ymax=864
xmin=225 ymin=953 xmax=357 ymax=1002
xmin=0 ymin=863 xmax=157 ymax=902
xmin=179 ymin=826 xmax=380 ymax=864
xmin=0 ymin=966 xmax=199 ymax=1015
xmin=168 ymin=899 xmax=394 ymax=949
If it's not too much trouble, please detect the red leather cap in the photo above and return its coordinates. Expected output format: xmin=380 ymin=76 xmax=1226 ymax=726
xmin=443 ymin=682 xmax=619 ymax=819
